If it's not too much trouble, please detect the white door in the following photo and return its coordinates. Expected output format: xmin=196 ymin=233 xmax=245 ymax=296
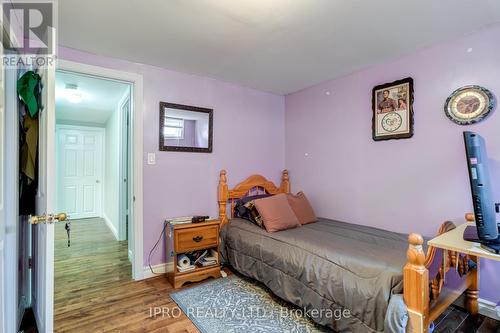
xmin=32 ymin=55 xmax=56 ymax=333
xmin=56 ymin=127 xmax=104 ymax=219
xmin=0 ymin=37 xmax=6 ymax=333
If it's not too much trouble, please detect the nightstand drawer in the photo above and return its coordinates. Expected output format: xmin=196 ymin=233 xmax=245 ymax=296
xmin=174 ymin=225 xmax=219 ymax=252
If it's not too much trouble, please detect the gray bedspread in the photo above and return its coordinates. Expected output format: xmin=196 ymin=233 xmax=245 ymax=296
xmin=220 ymin=218 xmax=410 ymax=333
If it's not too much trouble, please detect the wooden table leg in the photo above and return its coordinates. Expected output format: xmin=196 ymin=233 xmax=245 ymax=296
xmin=465 ymin=256 xmax=479 ymax=317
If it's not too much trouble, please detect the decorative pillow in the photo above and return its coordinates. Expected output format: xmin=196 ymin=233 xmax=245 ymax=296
xmin=254 ymin=193 xmax=301 ymax=232
xmin=234 ymin=194 xmax=270 ymax=227
xmin=243 ymin=201 xmax=265 ymax=228
xmin=286 ymin=192 xmax=317 ymax=225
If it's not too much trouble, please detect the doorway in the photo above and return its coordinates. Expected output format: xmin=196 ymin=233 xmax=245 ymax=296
xmin=0 ymin=60 xmax=144 ymax=332
xmin=53 ymin=69 xmax=133 ymax=330
xmin=55 ymin=59 xmax=145 ymax=277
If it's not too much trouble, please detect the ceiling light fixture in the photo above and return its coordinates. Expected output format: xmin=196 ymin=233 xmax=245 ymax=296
xmin=65 ymin=83 xmax=83 ymax=104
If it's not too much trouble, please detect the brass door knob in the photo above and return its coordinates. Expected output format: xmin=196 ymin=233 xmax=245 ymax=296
xmin=29 ymin=213 xmax=69 ymax=225
xmin=56 ymin=213 xmax=68 ymax=222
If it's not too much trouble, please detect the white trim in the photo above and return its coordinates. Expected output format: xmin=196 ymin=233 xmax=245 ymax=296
xmin=118 ymin=91 xmax=130 ymax=242
xmin=4 ymin=67 xmax=23 ymax=333
xmin=56 ymin=119 xmax=106 ymax=128
xmin=103 ymin=214 xmax=119 ymax=240
xmin=455 ymin=294 xmax=500 ymax=321
xmin=0 ymin=36 xmax=4 ymax=333
xmin=142 ymin=262 xmax=174 ymax=280
xmin=128 ymin=249 xmax=133 ymax=263
xmin=478 ymin=298 xmax=500 ymax=320
xmin=57 ymin=59 xmax=144 ymax=280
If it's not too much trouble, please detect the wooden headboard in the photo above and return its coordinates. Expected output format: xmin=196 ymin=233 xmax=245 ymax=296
xmin=218 ymin=169 xmax=290 ymax=225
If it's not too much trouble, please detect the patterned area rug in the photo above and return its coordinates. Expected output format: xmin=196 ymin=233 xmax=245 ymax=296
xmin=171 ymin=275 xmax=330 ymax=333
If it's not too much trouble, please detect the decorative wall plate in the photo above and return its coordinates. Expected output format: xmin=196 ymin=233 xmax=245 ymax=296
xmin=444 ymin=85 xmax=495 ymax=125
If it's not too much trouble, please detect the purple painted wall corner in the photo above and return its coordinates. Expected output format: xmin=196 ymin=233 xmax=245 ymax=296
xmin=285 ymin=25 xmax=500 ymax=302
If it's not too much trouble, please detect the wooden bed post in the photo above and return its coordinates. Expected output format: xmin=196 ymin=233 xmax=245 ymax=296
xmin=218 ymin=170 xmax=229 ymax=225
xmin=281 ymin=169 xmax=290 ymax=193
xmin=404 ymin=233 xmax=429 ymax=333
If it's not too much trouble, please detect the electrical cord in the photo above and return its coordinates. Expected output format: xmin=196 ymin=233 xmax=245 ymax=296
xmin=148 ymin=221 xmax=169 ymax=275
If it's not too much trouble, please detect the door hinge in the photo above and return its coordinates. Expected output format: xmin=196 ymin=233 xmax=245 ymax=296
xmin=28 ymin=256 xmax=33 ymax=269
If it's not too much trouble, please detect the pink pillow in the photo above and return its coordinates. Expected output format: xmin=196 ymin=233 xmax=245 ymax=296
xmin=286 ymin=192 xmax=317 ymax=225
xmin=254 ymin=194 xmax=301 ymax=232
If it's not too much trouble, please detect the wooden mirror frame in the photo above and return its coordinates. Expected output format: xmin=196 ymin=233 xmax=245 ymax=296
xmin=159 ymin=102 xmax=213 ymax=153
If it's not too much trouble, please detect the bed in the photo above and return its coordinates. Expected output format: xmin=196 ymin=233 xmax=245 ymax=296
xmin=217 ymin=170 xmax=480 ymax=333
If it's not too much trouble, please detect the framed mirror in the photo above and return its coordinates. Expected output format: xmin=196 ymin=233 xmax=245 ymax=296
xmin=159 ymin=102 xmax=213 ymax=153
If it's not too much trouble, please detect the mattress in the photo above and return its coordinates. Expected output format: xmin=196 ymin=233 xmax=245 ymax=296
xmin=220 ymin=218 xmax=410 ymax=333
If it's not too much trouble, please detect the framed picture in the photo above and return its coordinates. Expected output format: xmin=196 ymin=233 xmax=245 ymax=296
xmin=372 ymin=77 xmax=414 ymax=141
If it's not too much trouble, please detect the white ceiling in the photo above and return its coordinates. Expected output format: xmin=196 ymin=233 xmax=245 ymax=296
xmin=58 ymin=0 xmax=500 ymax=95
xmin=55 ymin=71 xmax=130 ymax=124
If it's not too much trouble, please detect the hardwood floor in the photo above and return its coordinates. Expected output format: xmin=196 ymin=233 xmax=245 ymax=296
xmin=433 ymin=305 xmax=500 ymax=333
xmin=54 ymin=218 xmax=198 ymax=333
xmin=52 ymin=218 xmax=500 ymax=333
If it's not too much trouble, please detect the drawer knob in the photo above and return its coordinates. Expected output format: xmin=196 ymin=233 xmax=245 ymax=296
xmin=193 ymin=235 xmax=203 ymax=242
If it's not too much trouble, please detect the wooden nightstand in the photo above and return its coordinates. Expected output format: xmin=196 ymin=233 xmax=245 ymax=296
xmin=168 ymin=220 xmax=221 ymax=289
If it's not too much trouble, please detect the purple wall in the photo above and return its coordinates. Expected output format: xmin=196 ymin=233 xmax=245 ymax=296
xmin=58 ymin=47 xmax=285 ymax=266
xmin=285 ymin=25 xmax=500 ymax=302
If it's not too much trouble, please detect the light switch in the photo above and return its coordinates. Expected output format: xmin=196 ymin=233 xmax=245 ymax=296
xmin=147 ymin=153 xmax=156 ymax=165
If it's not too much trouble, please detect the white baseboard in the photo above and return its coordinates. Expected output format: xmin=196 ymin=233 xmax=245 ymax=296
xmin=478 ymin=298 xmax=500 ymax=320
xmin=454 ymin=295 xmax=499 ymax=320
xmin=143 ymin=262 xmax=174 ymax=280
xmin=102 ymin=214 xmax=118 ymax=240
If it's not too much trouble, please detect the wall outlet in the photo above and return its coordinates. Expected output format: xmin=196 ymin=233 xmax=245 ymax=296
xmin=147 ymin=152 xmax=156 ymax=165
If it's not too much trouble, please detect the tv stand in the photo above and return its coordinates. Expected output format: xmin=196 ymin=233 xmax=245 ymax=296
xmin=480 ymin=242 xmax=500 ymax=254
xmin=463 ymin=225 xmax=500 ymax=254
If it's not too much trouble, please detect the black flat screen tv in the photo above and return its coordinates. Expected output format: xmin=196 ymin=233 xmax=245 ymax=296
xmin=463 ymin=131 xmax=499 ymax=244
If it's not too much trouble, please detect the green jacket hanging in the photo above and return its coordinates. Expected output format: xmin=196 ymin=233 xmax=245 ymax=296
xmin=17 ymin=71 xmax=42 ymax=118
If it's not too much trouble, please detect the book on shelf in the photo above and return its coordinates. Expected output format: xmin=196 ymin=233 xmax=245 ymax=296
xmin=177 ymin=265 xmax=195 ymax=273
xmin=184 ymin=250 xmax=205 ymax=264
xmin=166 ymin=216 xmax=193 ymax=225
xmin=181 ymin=249 xmax=219 ymax=269
xmin=204 ymin=249 xmax=218 ymax=262
xmin=166 ymin=216 xmax=219 ymax=225
xmin=199 ymin=258 xmax=217 ymax=267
